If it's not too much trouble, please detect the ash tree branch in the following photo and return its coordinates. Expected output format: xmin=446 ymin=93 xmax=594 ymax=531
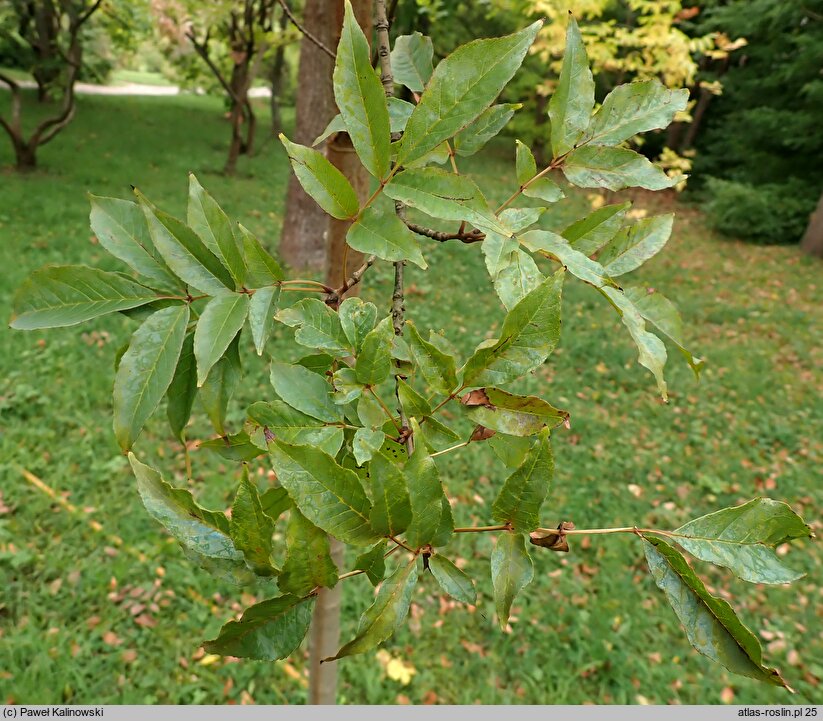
xmin=404 ymin=221 xmax=485 ymax=244
xmin=277 ymin=0 xmax=335 ymax=60
xmin=186 ymin=28 xmax=242 ymax=106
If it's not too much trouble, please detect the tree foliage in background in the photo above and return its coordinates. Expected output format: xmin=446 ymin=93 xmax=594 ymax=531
xmin=9 ymin=0 xmax=814 ymax=701
xmin=689 ymin=0 xmax=823 ymax=246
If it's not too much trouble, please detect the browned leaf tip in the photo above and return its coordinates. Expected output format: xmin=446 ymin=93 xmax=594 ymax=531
xmin=530 ymin=521 xmax=575 ymax=553
xmin=460 ymin=388 xmax=491 ymax=407
xmin=469 ymin=424 xmax=496 ymax=442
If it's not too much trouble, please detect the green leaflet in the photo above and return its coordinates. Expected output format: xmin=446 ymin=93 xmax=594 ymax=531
xmin=194 ymin=293 xmax=250 ymax=386
xmin=334 ymin=0 xmax=391 ymax=180
xmin=89 ymin=195 xmax=180 ymax=291
xmin=166 ymin=332 xmax=197 ymax=441
xmin=548 ymin=16 xmax=594 ymax=157
xmin=203 ymin=594 xmax=314 ymax=661
xmin=419 ymin=417 xmax=461 ymax=453
xmin=339 ymin=297 xmax=378 ymax=353
xmin=431 ymin=497 xmax=455 ymax=547
xmin=397 ymin=378 xmax=432 ymax=418
xmin=499 ymin=207 xmax=544 ymax=233
xmin=200 ymin=431 xmax=264 ymax=462
xmin=406 ymin=321 xmax=458 ymax=396
xmin=276 ymin=297 xmax=351 ymax=356
xmin=599 ymin=286 xmax=668 ymax=400
xmin=356 ymin=316 xmax=394 ymax=385
xmin=332 ymin=367 xmax=364 ymax=405
xmin=346 ymin=205 xmax=428 ymax=270
xmin=247 ymin=400 xmax=343 ymax=457
xmin=515 ymin=140 xmax=564 ymax=203
xmin=385 ymin=168 xmax=510 ymax=237
xmin=367 ymin=451 xmax=412 ymax=537
xmin=462 ymin=270 xmax=564 ymax=387
xmin=128 ymin=453 xmax=239 ymax=561
xmin=237 ymin=223 xmax=284 ymax=287
xmin=230 ymin=469 xmax=276 ymax=575
xmin=493 ymin=248 xmax=544 ymax=310
xmin=586 ymin=80 xmax=689 ymax=146
xmin=279 ymin=508 xmax=338 ymax=595
xmin=404 ymin=420 xmax=451 ymax=549
xmin=520 ymin=229 xmax=610 ymax=288
xmin=562 ymin=201 xmax=630 ymax=256
xmin=354 ymin=542 xmax=387 ymax=586
xmin=429 ymin=554 xmax=476 ymax=605
xmin=598 ymin=214 xmax=674 ymax=277
xmin=357 ymin=391 xmax=387 ymax=429
xmin=623 ymin=286 xmax=704 ymax=377
xmin=326 ymin=557 xmax=419 ymax=660
xmin=643 ymin=536 xmax=790 ymax=688
xmin=268 ymin=440 xmax=378 ymax=546
xmin=187 ymin=174 xmax=246 ymax=287
xmin=199 ymin=334 xmax=242 ymax=436
xmin=260 ymin=486 xmax=293 ymax=521
xmin=248 ymin=285 xmax=280 ymax=356
xmin=667 ymin=498 xmax=811 ymax=585
xmin=488 ymin=433 xmax=533 ymax=468
xmin=140 ymin=199 xmax=235 ymax=295
xmin=353 ymin=427 xmax=385 ymax=466
xmin=390 ymin=32 xmax=433 ymax=93
xmin=298 ymin=353 xmax=335 ymax=375
xmin=10 ymin=265 xmax=160 ymax=330
xmin=492 ymin=428 xmax=553 ymax=532
xmin=563 ymin=146 xmax=680 ymax=192
xmin=455 ymin=103 xmax=521 ymax=157
xmin=113 ymin=304 xmax=189 ymax=451
xmin=279 ymin=134 xmax=359 ymax=220
xmin=482 ymin=232 xmax=518 ymax=281
xmin=463 ymin=388 xmax=568 ymax=436
xmin=269 ymin=361 xmax=341 ymax=423
xmin=314 ymin=97 xmax=415 ymax=147
xmin=491 ymin=531 xmax=534 ymax=629
xmin=516 ymin=139 xmax=537 ymax=184
xmin=396 ymin=21 xmax=541 ymax=165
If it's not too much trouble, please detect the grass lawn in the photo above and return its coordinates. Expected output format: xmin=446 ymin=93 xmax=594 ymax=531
xmin=0 ymin=91 xmax=820 ymax=705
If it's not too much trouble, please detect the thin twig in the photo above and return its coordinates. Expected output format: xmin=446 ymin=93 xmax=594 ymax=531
xmin=376 ymin=0 xmax=414 ymax=457
xmin=277 ymin=0 xmax=335 ymax=60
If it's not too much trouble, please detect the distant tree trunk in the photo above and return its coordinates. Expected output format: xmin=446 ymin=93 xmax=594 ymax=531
xmin=326 ymin=133 xmax=368 ymax=287
xmin=225 ymin=56 xmax=252 ymax=175
xmin=0 ymin=1 xmax=100 ymax=172
xmin=800 ymin=191 xmax=823 ymax=258
xmin=681 ymin=85 xmax=713 ymax=150
xmin=277 ymin=0 xmax=339 ymax=270
xmin=12 ymin=138 xmax=38 ymax=171
xmin=270 ymin=9 xmax=289 ymax=137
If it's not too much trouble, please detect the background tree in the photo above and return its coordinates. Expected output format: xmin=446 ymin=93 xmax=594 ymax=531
xmin=184 ymin=0 xmax=277 ymax=175
xmin=688 ymin=0 xmax=823 ymax=248
xmin=277 ymin=0 xmax=339 ymax=270
xmin=0 ymin=0 xmax=103 ymax=170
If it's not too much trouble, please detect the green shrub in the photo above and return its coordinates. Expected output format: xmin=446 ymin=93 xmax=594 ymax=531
xmin=704 ymin=178 xmax=815 ymax=245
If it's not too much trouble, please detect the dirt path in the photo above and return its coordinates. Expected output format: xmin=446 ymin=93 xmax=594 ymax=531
xmin=4 ymin=78 xmax=272 ymax=98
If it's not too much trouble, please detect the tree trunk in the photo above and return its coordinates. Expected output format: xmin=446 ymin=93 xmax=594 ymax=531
xmin=277 ymin=0 xmax=339 ymax=270
xmin=303 ymin=1 xmax=372 ymax=706
xmin=14 ymin=140 xmax=37 ymax=171
xmin=224 ymin=54 xmax=252 ymax=175
xmin=326 ymin=134 xmax=368 ymax=288
xmin=681 ymin=85 xmax=713 ymax=150
xmin=800 ymin=190 xmax=823 ymax=258
xmin=270 ymin=11 xmax=289 ymax=137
